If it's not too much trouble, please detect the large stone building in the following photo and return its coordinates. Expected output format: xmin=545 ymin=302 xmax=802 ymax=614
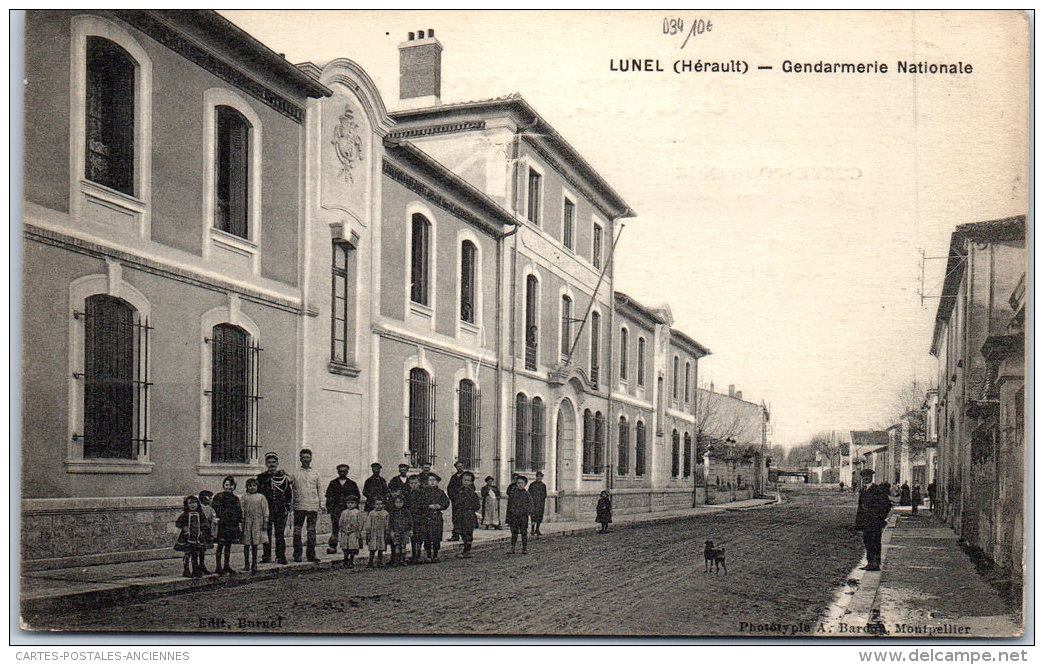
xmin=929 ymin=215 xmax=1026 ymax=591
xmin=20 ymin=13 xmax=752 ymax=564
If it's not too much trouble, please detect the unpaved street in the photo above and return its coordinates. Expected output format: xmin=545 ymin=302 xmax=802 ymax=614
xmin=29 ymin=487 xmax=862 ymax=636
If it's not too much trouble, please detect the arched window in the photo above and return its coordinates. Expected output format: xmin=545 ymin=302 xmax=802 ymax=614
xmin=671 ymin=429 xmax=680 ymax=478
xmin=637 ymin=337 xmax=646 ymax=387
xmin=560 ymin=294 xmax=572 ymax=357
xmin=582 ymin=409 xmax=594 ymax=474
xmin=683 ymin=432 xmax=692 ymax=477
xmin=617 ymin=416 xmax=629 ymax=476
xmin=83 ymin=295 xmax=144 ymax=459
xmin=619 ymin=328 xmax=628 ymax=381
xmin=215 ymin=105 xmax=251 ymax=238
xmin=457 ymin=379 xmax=479 ymax=467
xmin=672 ymin=356 xmax=679 ymax=400
xmin=635 ymin=421 xmax=646 ymax=477
xmin=408 ymin=368 xmax=434 ymax=466
xmin=210 ymin=323 xmax=259 ymax=464
xmin=562 ymin=197 xmax=575 ymax=249
xmin=410 ymin=214 xmax=431 ymax=306
xmin=594 ymin=411 xmax=605 ymax=475
xmin=460 ymin=240 xmax=477 ymax=323
xmin=590 ymin=311 xmax=601 ymax=385
xmin=85 ymin=37 xmax=136 ymax=195
xmin=525 ymin=275 xmax=539 ymax=370
xmin=515 ymin=393 xmax=529 ymax=470
xmin=530 ymin=397 xmax=545 ymax=472
xmin=685 ymin=362 xmax=691 ymax=403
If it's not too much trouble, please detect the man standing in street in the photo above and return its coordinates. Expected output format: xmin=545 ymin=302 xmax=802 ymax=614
xmin=446 ymin=461 xmax=467 ymax=542
xmin=256 ymin=452 xmax=293 ymax=564
xmin=325 ymin=464 xmax=360 ymax=554
xmin=363 ymin=462 xmax=388 ymax=512
xmin=291 ymin=448 xmax=324 ymax=563
xmin=854 ymin=468 xmax=891 ymax=571
xmin=528 ymin=470 xmax=548 ymax=536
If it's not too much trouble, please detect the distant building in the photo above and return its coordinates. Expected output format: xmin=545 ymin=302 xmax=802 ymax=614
xmin=929 ymin=215 xmax=1026 ymax=591
xmin=847 ymin=430 xmax=890 ymax=487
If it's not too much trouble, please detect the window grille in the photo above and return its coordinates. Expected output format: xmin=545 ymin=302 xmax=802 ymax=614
xmin=590 ymin=312 xmax=600 ymax=386
xmin=460 ymin=241 xmax=476 ymax=323
xmin=560 ymin=295 xmax=572 ymax=357
xmin=563 ymin=199 xmax=575 ymax=249
xmin=617 ymin=416 xmax=629 ymax=475
xmin=85 ymin=37 xmax=135 ymax=195
xmin=215 ymin=106 xmax=250 ymax=239
xmin=407 ymin=368 xmax=436 ymax=467
xmin=331 ymin=241 xmax=351 ymax=363
xmin=514 ymin=393 xmax=529 ymax=470
xmin=582 ymin=409 xmax=594 ymax=474
xmin=457 ymin=380 xmax=480 ymax=467
xmin=671 ymin=430 xmax=680 ymax=477
xmin=594 ymin=411 xmax=605 ymax=475
xmin=683 ymin=432 xmax=692 ymax=477
xmin=410 ymin=214 xmax=430 ymax=306
xmin=530 ymin=397 xmax=545 ymax=472
xmin=527 ymin=169 xmax=542 ymax=225
xmin=209 ymin=323 xmax=261 ymax=464
xmin=635 ymin=421 xmax=646 ymax=477
xmin=637 ymin=337 xmax=645 ymax=387
xmin=78 ymin=295 xmax=151 ymax=458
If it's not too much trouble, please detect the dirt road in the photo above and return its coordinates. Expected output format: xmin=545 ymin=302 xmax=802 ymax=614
xmin=29 ymin=486 xmax=863 ymax=636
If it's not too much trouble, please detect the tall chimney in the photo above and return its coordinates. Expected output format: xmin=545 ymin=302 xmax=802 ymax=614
xmin=728 ymin=384 xmax=735 ymax=398
xmin=399 ymin=28 xmax=442 ymax=110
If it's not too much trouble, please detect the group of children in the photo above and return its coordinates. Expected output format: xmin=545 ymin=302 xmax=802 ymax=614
xmin=174 ymin=466 xmax=615 ymax=578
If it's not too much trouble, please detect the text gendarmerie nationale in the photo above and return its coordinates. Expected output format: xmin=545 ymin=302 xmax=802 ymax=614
xmin=609 ymin=59 xmax=973 ymax=75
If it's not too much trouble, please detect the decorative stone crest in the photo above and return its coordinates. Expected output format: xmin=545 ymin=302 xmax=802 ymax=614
xmin=331 ymin=105 xmax=364 ymax=185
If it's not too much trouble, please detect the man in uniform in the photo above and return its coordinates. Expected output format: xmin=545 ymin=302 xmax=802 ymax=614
xmin=854 ymin=468 xmax=891 ymax=571
xmin=256 ymin=452 xmax=293 ymax=564
xmin=446 ymin=460 xmax=467 ymax=541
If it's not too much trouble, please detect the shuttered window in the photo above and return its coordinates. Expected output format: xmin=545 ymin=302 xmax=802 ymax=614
xmin=460 ymin=241 xmax=476 ymax=323
xmin=635 ymin=421 xmax=646 ymax=477
xmin=563 ymin=198 xmax=575 ymax=249
xmin=210 ymin=323 xmax=260 ymax=464
xmin=85 ymin=37 xmax=135 ymax=195
xmin=671 ymin=429 xmax=681 ymax=478
xmin=215 ymin=106 xmax=251 ymax=239
xmin=527 ymin=169 xmax=542 ymax=225
xmin=411 ymin=214 xmax=431 ymax=306
xmin=560 ymin=295 xmax=572 ymax=357
xmin=525 ymin=275 xmax=538 ymax=370
xmin=617 ymin=416 xmax=629 ymax=476
xmin=590 ymin=312 xmax=601 ymax=385
xmin=530 ymin=396 xmax=545 ymax=472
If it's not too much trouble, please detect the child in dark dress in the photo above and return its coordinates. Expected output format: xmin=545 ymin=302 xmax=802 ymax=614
xmin=506 ymin=475 xmax=532 ymax=554
xmin=196 ymin=490 xmax=216 ymax=574
xmin=596 ymin=490 xmax=613 ymax=533
xmin=174 ymin=495 xmax=209 ymax=578
xmin=388 ymin=495 xmax=412 ymax=566
xmin=405 ymin=476 xmax=427 ymax=563
xmin=211 ymin=476 xmax=243 ymax=575
xmin=453 ymin=471 xmax=481 ymax=559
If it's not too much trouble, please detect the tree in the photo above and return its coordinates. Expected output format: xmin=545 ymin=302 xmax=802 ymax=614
xmin=694 ymin=385 xmax=765 ymax=462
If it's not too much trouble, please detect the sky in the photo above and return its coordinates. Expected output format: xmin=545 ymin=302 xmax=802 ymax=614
xmin=222 ymin=10 xmax=1029 ymax=447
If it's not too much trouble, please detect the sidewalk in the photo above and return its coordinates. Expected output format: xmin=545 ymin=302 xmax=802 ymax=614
xmin=818 ymin=506 xmax=1022 ymax=638
xmin=21 ymin=497 xmax=775 ymax=616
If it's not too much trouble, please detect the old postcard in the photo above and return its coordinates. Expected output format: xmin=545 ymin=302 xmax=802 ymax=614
xmin=16 ymin=10 xmax=1029 ymax=639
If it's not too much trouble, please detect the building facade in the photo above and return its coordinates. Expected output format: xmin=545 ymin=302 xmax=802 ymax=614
xmin=929 ymin=215 xmax=1026 ymax=591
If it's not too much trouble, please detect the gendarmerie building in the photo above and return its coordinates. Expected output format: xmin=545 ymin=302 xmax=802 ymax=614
xmin=21 ymin=12 xmax=741 ymax=565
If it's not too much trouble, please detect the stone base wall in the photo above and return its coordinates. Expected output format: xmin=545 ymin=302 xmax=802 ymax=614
xmin=21 ymin=497 xmax=337 ymax=569
xmin=555 ymin=488 xmax=702 ymax=520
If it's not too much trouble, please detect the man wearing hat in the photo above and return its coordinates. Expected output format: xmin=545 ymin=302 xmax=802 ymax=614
xmin=853 ymin=468 xmax=891 ymax=571
xmin=446 ymin=461 xmax=467 ymax=542
xmin=388 ymin=463 xmax=412 ymax=499
xmin=362 ymin=462 xmax=388 ymax=512
xmin=325 ymin=464 xmax=360 ymax=554
xmin=256 ymin=452 xmax=293 ymax=564
xmin=528 ymin=470 xmax=548 ymax=536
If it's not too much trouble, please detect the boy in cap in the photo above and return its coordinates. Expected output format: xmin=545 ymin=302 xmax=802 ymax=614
xmin=325 ymin=464 xmax=360 ymax=554
xmin=388 ymin=463 xmax=412 ymax=499
xmin=256 ymin=452 xmax=293 ymax=564
xmin=529 ymin=470 xmax=548 ymax=536
xmin=363 ymin=462 xmax=388 ymax=511
xmin=506 ymin=474 xmax=532 ymax=554
xmin=419 ymin=474 xmax=450 ymax=562
xmin=453 ymin=471 xmax=481 ymax=558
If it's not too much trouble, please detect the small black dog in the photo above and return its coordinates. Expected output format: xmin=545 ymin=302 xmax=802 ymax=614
xmin=704 ymin=540 xmax=727 ymax=574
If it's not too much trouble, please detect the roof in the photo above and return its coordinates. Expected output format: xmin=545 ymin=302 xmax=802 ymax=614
xmin=614 ymin=291 xmax=667 ymax=325
xmin=390 ymin=94 xmax=636 ymax=219
xmin=850 ymin=430 xmax=889 ymax=447
xmin=670 ymin=327 xmax=712 ymax=357
xmin=137 ymin=10 xmax=332 ymax=99
xmin=930 ymin=215 xmax=1026 ymax=355
xmin=382 ymin=138 xmax=519 ymax=234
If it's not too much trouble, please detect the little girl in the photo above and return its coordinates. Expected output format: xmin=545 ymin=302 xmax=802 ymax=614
xmin=211 ymin=476 xmax=243 ymax=575
xmin=240 ymin=478 xmax=269 ymax=573
xmin=480 ymin=476 xmax=502 ymax=529
xmin=365 ymin=498 xmax=390 ymax=567
xmin=388 ymin=495 xmax=412 ymax=566
xmin=338 ymin=497 xmax=366 ymax=568
xmin=174 ymin=495 xmax=208 ymax=578
xmin=197 ymin=490 xmax=217 ymax=574
xmin=596 ymin=490 xmax=613 ymax=533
